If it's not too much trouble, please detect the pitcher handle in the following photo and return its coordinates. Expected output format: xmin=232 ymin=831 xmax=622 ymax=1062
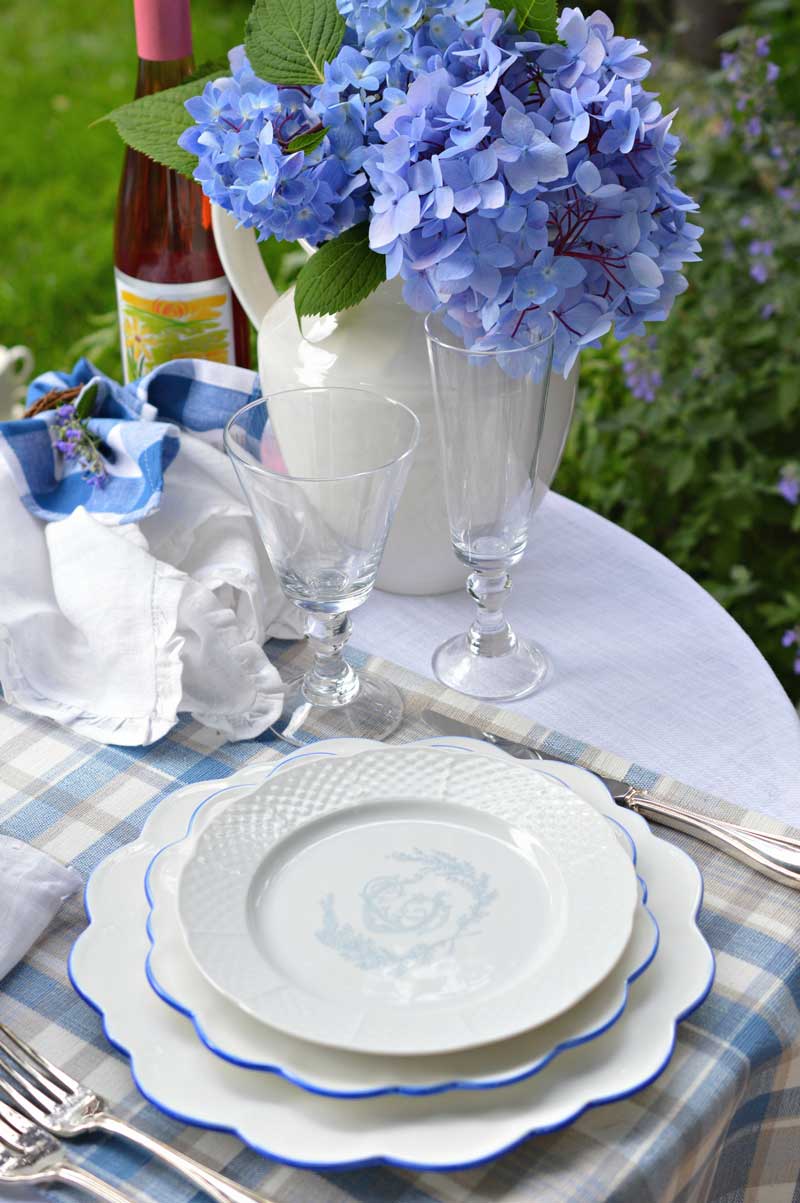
xmin=211 ymin=205 xmax=279 ymax=329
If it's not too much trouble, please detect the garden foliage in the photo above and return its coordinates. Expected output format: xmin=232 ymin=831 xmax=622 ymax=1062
xmin=556 ymin=29 xmax=800 ymax=695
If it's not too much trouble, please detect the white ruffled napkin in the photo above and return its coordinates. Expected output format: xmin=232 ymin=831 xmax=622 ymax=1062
xmin=0 ymin=836 xmax=82 ymax=980
xmin=0 ymin=424 xmax=304 ymax=746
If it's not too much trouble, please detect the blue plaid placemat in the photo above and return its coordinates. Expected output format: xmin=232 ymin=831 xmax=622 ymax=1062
xmin=1 ymin=644 xmax=799 ymax=1203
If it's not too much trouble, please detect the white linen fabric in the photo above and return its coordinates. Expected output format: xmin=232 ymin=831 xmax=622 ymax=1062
xmin=362 ymin=492 xmax=800 ymax=824
xmin=0 ymin=835 xmax=81 ymax=980
xmin=0 ymin=433 xmax=303 ymax=747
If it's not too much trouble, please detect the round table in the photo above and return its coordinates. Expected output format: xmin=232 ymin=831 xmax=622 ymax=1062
xmin=361 ymin=491 xmax=800 ymax=825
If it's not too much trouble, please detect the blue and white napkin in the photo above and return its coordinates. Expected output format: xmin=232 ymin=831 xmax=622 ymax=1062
xmin=0 ymin=359 xmax=303 ymax=746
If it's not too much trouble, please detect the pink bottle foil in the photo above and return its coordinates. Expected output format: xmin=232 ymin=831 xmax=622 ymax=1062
xmin=133 ymin=0 xmax=192 ymax=61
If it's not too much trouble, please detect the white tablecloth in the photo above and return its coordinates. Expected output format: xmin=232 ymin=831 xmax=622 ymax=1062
xmin=363 ymin=492 xmax=800 ymax=825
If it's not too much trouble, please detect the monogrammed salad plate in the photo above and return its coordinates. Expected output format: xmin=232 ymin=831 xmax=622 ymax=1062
xmin=69 ymin=738 xmax=714 ymax=1171
xmin=145 ymin=770 xmax=657 ymax=1096
xmin=175 ymin=747 xmax=638 ymax=1055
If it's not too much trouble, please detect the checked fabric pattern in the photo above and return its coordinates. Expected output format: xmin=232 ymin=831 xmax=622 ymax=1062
xmin=0 ymin=357 xmax=260 ymax=524
xmin=0 ymin=642 xmax=798 ymax=1203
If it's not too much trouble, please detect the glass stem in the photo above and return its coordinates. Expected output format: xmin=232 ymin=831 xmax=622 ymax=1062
xmin=302 ymin=612 xmax=360 ymax=707
xmin=466 ymin=569 xmax=517 ymax=659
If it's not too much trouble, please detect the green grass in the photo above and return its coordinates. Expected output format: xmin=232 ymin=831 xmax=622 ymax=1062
xmin=0 ymin=0 xmax=250 ymax=377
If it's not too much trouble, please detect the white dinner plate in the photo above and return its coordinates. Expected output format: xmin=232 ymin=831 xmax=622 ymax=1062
xmin=146 ymin=785 xmax=658 ymax=1096
xmin=175 ymin=748 xmax=639 ymax=1055
xmin=69 ymin=738 xmax=714 ymax=1172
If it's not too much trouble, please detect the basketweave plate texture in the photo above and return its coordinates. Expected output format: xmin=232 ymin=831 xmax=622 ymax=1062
xmin=146 ymin=775 xmax=656 ymax=1095
xmin=175 ymin=747 xmax=639 ymax=1055
xmin=68 ymin=738 xmax=714 ymax=1172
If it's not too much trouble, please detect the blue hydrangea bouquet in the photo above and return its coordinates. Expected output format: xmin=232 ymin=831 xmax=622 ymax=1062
xmin=106 ymin=0 xmax=702 ymax=375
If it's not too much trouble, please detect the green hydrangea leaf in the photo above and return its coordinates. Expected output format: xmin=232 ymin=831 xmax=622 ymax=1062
xmin=496 ymin=0 xmax=558 ymax=43
xmin=294 ymin=223 xmax=386 ymax=320
xmin=245 ymin=0 xmax=345 ymax=86
xmin=98 ymin=63 xmax=229 ymax=178
xmin=75 ymin=382 xmax=98 ymax=421
xmin=285 ymin=125 xmax=329 ymax=154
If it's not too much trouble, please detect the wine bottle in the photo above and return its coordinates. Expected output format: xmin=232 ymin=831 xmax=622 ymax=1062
xmin=114 ymin=0 xmax=250 ymax=383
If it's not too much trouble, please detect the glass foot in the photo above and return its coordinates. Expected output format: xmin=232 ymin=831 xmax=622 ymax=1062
xmin=269 ymin=670 xmax=404 ymax=746
xmin=432 ymin=632 xmax=549 ymax=702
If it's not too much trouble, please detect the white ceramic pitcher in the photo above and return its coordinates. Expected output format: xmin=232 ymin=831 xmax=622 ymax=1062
xmin=212 ymin=207 xmax=579 ymax=596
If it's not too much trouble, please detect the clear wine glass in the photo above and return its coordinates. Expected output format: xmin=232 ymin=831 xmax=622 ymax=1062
xmin=224 ymin=388 xmax=419 ymax=743
xmin=424 ymin=313 xmax=556 ymax=701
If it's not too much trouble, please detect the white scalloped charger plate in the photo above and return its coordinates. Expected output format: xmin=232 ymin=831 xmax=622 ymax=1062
xmin=175 ymin=748 xmax=639 ymax=1055
xmin=145 ymin=780 xmax=657 ymax=1096
xmin=69 ymin=738 xmax=714 ymax=1172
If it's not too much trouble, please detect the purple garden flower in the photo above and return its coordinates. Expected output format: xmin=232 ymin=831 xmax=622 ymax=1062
xmin=620 ymin=336 xmax=661 ymax=402
xmin=778 ymin=466 xmax=799 ymax=505
xmin=50 ymin=401 xmax=108 ymax=488
xmin=782 ymin=629 xmax=800 ymax=675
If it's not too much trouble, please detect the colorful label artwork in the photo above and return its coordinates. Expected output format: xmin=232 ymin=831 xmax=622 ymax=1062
xmin=114 ymin=269 xmax=235 ymax=383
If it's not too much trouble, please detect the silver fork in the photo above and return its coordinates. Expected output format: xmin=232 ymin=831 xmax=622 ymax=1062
xmin=0 ymin=1094 xmax=135 ymax=1203
xmin=0 ymin=1024 xmax=272 ymax=1203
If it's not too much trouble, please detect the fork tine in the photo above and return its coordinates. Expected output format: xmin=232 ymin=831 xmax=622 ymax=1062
xmin=0 ymin=1098 xmax=33 ymax=1140
xmin=0 ymin=1025 xmax=78 ymax=1095
xmin=0 ymin=1046 xmax=62 ymax=1112
xmin=0 ymin=1028 xmax=69 ymax=1104
xmin=0 ymin=1075 xmax=49 ymax=1126
xmin=0 ymin=1116 xmax=24 ymax=1153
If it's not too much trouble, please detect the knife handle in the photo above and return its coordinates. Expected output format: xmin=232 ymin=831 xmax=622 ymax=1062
xmin=624 ymin=790 xmax=800 ymax=889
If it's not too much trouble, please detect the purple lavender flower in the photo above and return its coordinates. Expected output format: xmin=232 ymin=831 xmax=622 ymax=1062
xmin=766 ymin=61 xmax=780 ymax=82
xmin=761 ymin=303 xmax=775 ymax=319
xmin=785 ymin=629 xmax=800 ymax=675
xmin=750 ymin=262 xmax=769 ymax=284
xmin=755 ymin=35 xmax=770 ymax=57
xmin=50 ymin=402 xmax=109 ymax=487
xmin=784 ymin=625 xmax=798 ymax=673
xmin=620 ymin=338 xmax=661 ymax=402
xmin=778 ymin=466 xmax=799 ymax=505
xmin=746 ymin=116 xmax=762 ymax=138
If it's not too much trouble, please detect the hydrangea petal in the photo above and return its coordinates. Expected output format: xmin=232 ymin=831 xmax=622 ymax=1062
xmin=629 ymin=251 xmax=665 ymax=288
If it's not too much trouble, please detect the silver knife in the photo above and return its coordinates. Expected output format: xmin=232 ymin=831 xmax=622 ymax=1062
xmin=421 ymin=709 xmax=800 ymax=890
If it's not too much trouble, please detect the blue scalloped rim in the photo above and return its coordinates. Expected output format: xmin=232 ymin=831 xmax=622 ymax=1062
xmin=67 ymin=741 xmax=716 ymax=1172
xmin=140 ymin=758 xmax=659 ymax=1098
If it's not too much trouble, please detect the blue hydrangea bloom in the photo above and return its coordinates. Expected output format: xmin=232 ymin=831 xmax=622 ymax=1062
xmin=178 ymin=1 xmax=701 ymax=372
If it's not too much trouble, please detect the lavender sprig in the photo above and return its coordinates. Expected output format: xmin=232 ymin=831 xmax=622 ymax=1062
xmin=50 ymin=401 xmax=108 ymax=488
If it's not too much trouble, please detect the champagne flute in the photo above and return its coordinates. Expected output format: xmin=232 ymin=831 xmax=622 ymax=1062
xmin=424 ymin=313 xmax=555 ymax=701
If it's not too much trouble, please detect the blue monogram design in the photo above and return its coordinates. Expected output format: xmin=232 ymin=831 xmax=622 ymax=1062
xmin=316 ymin=848 xmax=497 ymax=975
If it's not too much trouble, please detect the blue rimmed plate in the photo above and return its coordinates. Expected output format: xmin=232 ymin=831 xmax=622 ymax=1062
xmin=170 ymin=747 xmax=639 ymax=1057
xmin=143 ymin=749 xmax=658 ymax=1096
xmin=68 ymin=738 xmax=714 ymax=1172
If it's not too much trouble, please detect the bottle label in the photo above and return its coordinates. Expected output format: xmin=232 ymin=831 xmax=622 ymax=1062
xmin=114 ymin=268 xmax=236 ymax=383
